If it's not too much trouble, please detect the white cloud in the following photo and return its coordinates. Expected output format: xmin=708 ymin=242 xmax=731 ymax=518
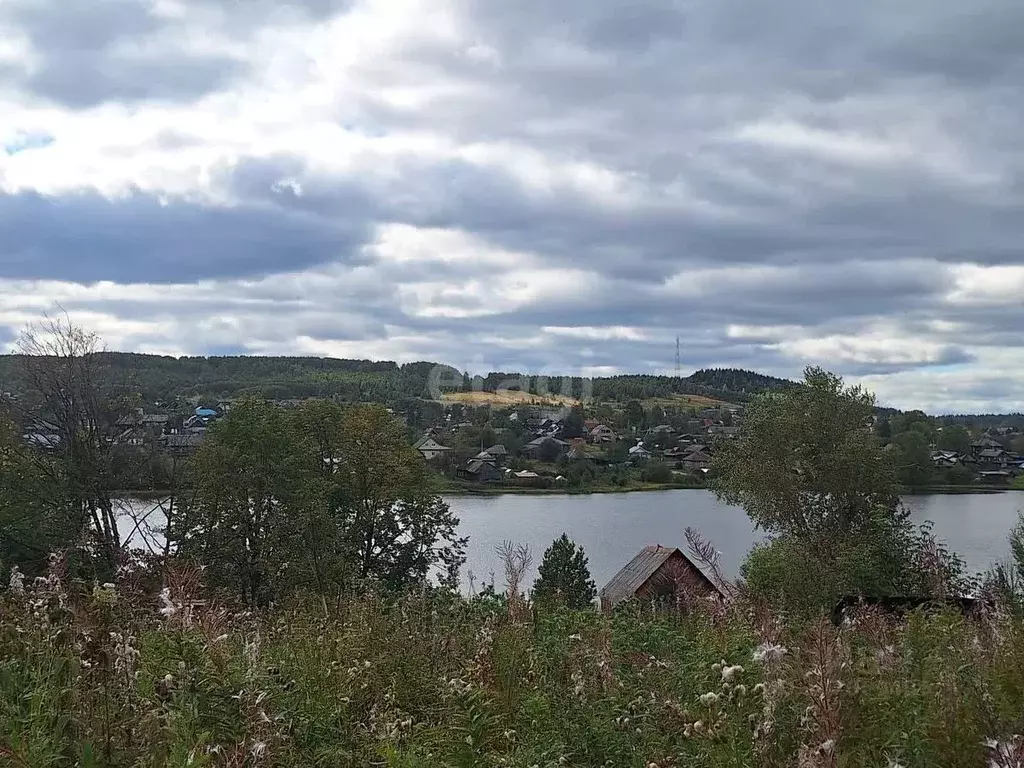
xmin=946 ymin=264 xmax=1024 ymax=305
xmin=1 ymin=0 xmax=1024 ymax=412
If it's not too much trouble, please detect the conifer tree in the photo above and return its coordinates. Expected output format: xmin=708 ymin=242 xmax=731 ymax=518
xmin=531 ymin=533 xmax=597 ymax=608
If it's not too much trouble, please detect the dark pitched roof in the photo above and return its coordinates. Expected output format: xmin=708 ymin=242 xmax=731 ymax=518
xmin=162 ymin=433 xmax=205 ymax=449
xmin=600 ymin=546 xmax=720 ymax=607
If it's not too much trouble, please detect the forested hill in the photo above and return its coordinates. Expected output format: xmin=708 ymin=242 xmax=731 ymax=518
xmin=0 ymin=353 xmax=795 ymax=406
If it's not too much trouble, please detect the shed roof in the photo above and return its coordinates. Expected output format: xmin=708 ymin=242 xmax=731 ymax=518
xmin=601 ymin=546 xmax=678 ymax=607
xmin=600 ymin=545 xmax=721 ymax=608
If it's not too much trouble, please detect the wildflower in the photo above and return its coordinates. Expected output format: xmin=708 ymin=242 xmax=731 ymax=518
xmin=250 ymin=741 xmax=268 ymax=760
xmin=8 ymin=566 xmax=24 ymax=596
xmin=158 ymin=587 xmax=177 ymax=618
xmin=721 ymin=664 xmax=744 ymax=681
xmin=733 ymin=684 xmax=747 ymax=698
xmin=699 ymin=692 xmax=720 ymax=706
xmin=752 ymin=642 xmax=787 ymax=663
xmin=568 ymin=633 xmax=582 ymax=641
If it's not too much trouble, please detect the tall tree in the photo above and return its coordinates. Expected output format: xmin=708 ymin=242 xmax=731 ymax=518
xmin=531 ymin=533 xmax=597 ymax=608
xmin=711 ymin=367 xmax=897 ymax=537
xmin=12 ymin=318 xmax=135 ymax=573
xmin=562 ymin=405 xmax=585 ymax=438
xmin=892 ymin=430 xmax=934 ymax=488
xmin=326 ymin=404 xmax=466 ymax=591
xmin=937 ymin=426 xmax=971 ymax=454
xmin=176 ymin=398 xmax=313 ymax=606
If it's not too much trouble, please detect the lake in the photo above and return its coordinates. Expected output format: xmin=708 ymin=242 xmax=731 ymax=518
xmin=118 ymin=490 xmax=1024 ymax=590
xmin=451 ymin=491 xmax=1024 ymax=591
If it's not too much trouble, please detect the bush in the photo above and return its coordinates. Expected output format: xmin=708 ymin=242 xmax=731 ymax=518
xmin=742 ymin=507 xmax=969 ymax=615
xmin=943 ymin=465 xmax=976 ymax=485
xmin=641 ymin=460 xmax=674 ymax=484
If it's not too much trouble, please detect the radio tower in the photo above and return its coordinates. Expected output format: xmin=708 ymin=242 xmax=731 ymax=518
xmin=675 ymin=336 xmax=681 ymax=378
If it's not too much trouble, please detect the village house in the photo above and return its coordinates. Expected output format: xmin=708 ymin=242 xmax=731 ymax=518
xmin=23 ymin=420 xmax=61 ymax=451
xmin=680 ymin=450 xmax=713 ymax=472
xmin=977 ymin=447 xmax=1011 ymax=468
xmin=113 ymin=425 xmax=146 ymax=447
xmin=521 ymin=436 xmax=569 ymax=460
xmin=930 ymin=450 xmax=962 ymax=468
xmin=648 ymin=424 xmax=676 ymax=436
xmin=480 ymin=444 xmax=509 ymax=462
xmin=627 ymin=443 xmax=651 ymax=461
xmin=413 ymin=435 xmax=453 ymax=461
xmin=589 ymin=424 xmax=617 ymax=443
xmin=600 ymin=545 xmax=723 ymax=612
xmin=458 ymin=459 xmax=504 ymax=483
xmin=161 ymin=432 xmax=205 ymax=456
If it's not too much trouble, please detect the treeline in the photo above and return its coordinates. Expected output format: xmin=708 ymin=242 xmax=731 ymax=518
xmin=0 ymin=352 xmax=797 ymax=406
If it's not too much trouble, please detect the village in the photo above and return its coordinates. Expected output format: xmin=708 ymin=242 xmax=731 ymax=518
xmin=411 ymin=403 xmax=741 ymax=490
xmin=15 ymin=391 xmax=1024 ymax=492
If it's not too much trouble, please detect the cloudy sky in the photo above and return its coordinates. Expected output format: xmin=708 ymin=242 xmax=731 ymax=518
xmin=1 ymin=0 xmax=1023 ymax=413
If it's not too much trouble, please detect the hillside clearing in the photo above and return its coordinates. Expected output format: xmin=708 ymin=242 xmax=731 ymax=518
xmin=440 ymin=390 xmax=581 ymax=406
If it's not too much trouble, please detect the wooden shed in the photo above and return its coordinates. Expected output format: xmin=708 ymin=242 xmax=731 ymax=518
xmin=599 ymin=545 xmax=722 ymax=612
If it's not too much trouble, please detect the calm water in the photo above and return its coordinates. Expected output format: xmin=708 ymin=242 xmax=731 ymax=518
xmin=119 ymin=491 xmax=1024 ymax=590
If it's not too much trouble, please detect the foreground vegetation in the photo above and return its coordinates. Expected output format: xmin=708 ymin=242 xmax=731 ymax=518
xmin=3 ymin=561 xmax=1024 ymax=767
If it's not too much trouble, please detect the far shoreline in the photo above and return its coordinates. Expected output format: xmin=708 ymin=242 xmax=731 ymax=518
xmin=116 ymin=484 xmax=1023 ymax=500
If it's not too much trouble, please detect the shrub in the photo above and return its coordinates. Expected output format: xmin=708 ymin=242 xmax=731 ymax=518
xmin=641 ymin=461 xmax=674 ymax=484
xmin=742 ymin=507 xmax=970 ymax=614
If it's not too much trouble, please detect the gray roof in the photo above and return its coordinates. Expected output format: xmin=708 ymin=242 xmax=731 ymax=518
xmin=600 ymin=545 xmax=722 ymax=608
xmin=163 ymin=433 xmax=204 ymax=449
xmin=600 ymin=546 xmax=682 ymax=607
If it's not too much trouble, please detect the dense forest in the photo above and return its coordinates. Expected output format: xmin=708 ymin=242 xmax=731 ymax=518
xmin=0 ymin=354 xmax=795 ymax=406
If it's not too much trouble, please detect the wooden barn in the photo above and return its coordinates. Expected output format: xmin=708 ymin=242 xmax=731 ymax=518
xmin=600 ymin=545 xmax=723 ymax=612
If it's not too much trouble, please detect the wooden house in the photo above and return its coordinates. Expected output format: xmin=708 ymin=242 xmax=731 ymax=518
xmin=600 ymin=545 xmax=722 ymax=612
xmin=413 ymin=436 xmax=453 ymax=461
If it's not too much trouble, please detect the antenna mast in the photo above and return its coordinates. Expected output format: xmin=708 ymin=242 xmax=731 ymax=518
xmin=675 ymin=336 xmax=681 ymax=378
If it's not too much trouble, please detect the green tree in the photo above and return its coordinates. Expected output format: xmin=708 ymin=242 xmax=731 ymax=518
xmin=0 ymin=416 xmax=77 ymax=577
xmin=178 ymin=401 xmax=467 ymax=603
xmin=937 ymin=426 xmax=972 ymax=454
xmin=536 ymin=437 xmax=563 ymax=463
xmin=711 ymin=367 xmax=897 ymax=537
xmin=624 ymin=400 xmax=645 ymax=431
xmin=874 ymin=417 xmax=892 ymax=441
xmin=893 ymin=430 xmax=934 ymax=488
xmin=531 ymin=533 xmax=597 ymax=608
xmin=176 ymin=399 xmax=312 ymax=606
xmin=563 ymin=405 xmax=585 ymax=438
xmin=327 ymin=404 xmax=466 ymax=591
